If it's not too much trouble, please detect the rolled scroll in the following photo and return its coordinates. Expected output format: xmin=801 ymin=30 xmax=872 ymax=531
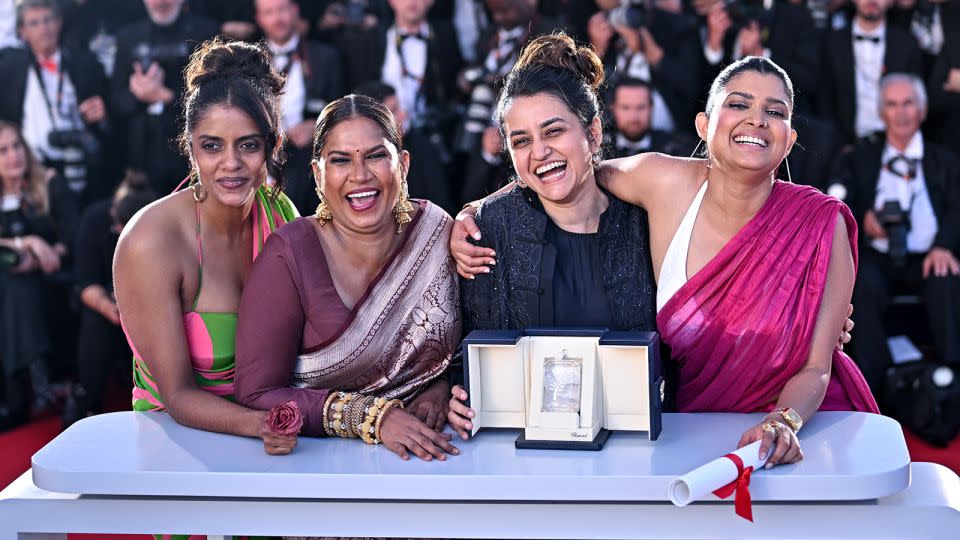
xmin=668 ymin=440 xmax=768 ymax=521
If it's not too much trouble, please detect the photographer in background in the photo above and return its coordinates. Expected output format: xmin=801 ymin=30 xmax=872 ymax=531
xmin=454 ymin=0 xmax=561 ymax=155
xmin=255 ymin=0 xmax=344 ymax=214
xmin=588 ymin=0 xmax=702 ymax=133
xmin=833 ymin=73 xmax=960 ymax=397
xmin=606 ymin=77 xmax=695 ymax=157
xmin=0 ymin=0 xmax=109 ymax=203
xmin=111 ymin=0 xmax=217 ymax=195
xmin=700 ymin=0 xmax=821 ymax=113
xmin=62 ymin=169 xmax=154 ymax=429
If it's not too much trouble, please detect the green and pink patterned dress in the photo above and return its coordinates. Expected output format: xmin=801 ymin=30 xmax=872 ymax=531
xmin=127 ymin=185 xmax=297 ymax=411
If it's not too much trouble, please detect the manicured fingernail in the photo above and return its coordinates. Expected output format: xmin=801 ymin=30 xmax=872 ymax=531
xmin=465 ymin=422 xmax=472 ymax=429
xmin=472 ymin=232 xmax=481 ymax=240
xmin=765 ymin=463 xmax=773 ymax=469
xmin=483 ymin=267 xmax=490 ymax=273
xmin=488 ymin=260 xmax=496 ymax=265
xmin=467 ymin=410 xmax=474 ymax=418
xmin=489 ymin=251 xmax=496 ymax=256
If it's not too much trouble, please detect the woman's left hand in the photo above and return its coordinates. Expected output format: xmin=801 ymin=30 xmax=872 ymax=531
xmin=737 ymin=417 xmax=803 ymax=469
xmin=837 ymin=303 xmax=854 ymax=351
xmin=407 ymin=379 xmax=450 ymax=432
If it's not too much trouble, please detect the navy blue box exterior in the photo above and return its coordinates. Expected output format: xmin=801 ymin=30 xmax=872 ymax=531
xmin=460 ymin=328 xmax=663 ymax=442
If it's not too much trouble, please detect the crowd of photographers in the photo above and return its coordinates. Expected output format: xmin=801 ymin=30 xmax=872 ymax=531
xmin=0 ymin=0 xmax=957 ymax=438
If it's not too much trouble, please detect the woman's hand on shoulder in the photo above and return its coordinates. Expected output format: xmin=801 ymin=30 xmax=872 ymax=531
xmin=451 ymin=205 xmax=496 ymax=279
xmin=379 ymin=407 xmax=460 ymax=461
xmin=447 ymin=384 xmax=476 ymax=441
xmin=407 ymin=379 xmax=451 ymax=432
xmin=738 ymin=417 xmax=803 ymax=469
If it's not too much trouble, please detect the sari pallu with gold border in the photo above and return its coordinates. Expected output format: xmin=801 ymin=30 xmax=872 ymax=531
xmin=291 ymin=201 xmax=461 ymax=402
xmin=656 ymin=181 xmax=880 ymax=414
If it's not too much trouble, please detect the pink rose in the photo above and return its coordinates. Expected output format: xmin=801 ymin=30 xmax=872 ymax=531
xmin=265 ymin=400 xmax=303 ymax=436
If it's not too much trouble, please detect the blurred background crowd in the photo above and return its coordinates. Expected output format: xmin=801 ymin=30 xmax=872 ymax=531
xmin=0 ymin=0 xmax=957 ymax=443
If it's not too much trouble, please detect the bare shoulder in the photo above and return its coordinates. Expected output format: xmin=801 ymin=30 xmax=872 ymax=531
xmin=115 ymin=191 xmax=192 ymax=270
xmin=600 ymin=153 xmax=707 ymax=208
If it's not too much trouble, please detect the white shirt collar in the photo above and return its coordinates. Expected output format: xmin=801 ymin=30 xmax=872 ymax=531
xmin=498 ymin=25 xmax=526 ymax=41
xmin=268 ymin=33 xmax=300 ymax=56
xmin=617 ymin=132 xmax=651 ymax=151
xmin=392 ymin=21 xmax=430 ymax=39
xmin=884 ymin=131 xmax=924 ymax=160
xmin=853 ymin=19 xmax=886 ymax=40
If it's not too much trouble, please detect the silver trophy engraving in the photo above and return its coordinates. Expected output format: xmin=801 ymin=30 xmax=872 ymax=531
xmin=542 ymin=350 xmax=582 ymax=413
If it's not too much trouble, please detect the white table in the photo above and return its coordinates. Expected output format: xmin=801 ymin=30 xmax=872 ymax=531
xmin=1 ymin=411 xmax=957 ymax=539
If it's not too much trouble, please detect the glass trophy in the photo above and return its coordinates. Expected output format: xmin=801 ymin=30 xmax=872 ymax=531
xmin=542 ymin=351 xmax=583 ymax=413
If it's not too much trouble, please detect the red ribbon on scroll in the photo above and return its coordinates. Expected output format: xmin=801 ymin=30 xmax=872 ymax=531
xmin=712 ymin=453 xmax=754 ymax=522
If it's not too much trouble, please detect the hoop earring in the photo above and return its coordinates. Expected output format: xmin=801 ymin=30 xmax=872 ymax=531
xmin=315 ymin=187 xmax=332 ymax=226
xmin=191 ymin=171 xmax=206 ymax=202
xmin=393 ymin=182 xmax=415 ymax=233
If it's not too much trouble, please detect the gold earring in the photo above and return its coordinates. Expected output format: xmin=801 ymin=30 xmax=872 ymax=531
xmin=393 ymin=182 xmax=415 ymax=233
xmin=315 ymin=187 xmax=332 ymax=225
xmin=191 ymin=171 xmax=206 ymax=202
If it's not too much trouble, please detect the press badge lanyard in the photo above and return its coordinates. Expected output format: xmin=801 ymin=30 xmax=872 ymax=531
xmin=30 ymin=55 xmax=68 ymax=128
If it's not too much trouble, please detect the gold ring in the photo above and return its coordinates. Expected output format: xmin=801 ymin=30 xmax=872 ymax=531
xmin=762 ymin=420 xmax=783 ymax=438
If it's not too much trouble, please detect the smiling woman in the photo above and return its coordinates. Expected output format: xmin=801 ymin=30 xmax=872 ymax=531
xmin=234 ymin=94 xmax=462 ymax=462
xmin=449 ymin=47 xmax=876 ymax=469
xmin=113 ymin=38 xmax=299 ymax=456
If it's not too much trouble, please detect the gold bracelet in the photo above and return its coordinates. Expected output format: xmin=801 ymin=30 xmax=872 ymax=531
xmin=331 ymin=392 xmax=356 ymax=438
xmin=374 ymin=399 xmax=404 ymax=442
xmin=321 ymin=391 xmax=339 ymax=437
xmin=360 ymin=397 xmax=388 ymax=444
xmin=349 ymin=395 xmax=374 ymax=438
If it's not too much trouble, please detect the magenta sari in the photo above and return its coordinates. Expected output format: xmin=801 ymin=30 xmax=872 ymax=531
xmin=657 ymin=181 xmax=879 ymax=414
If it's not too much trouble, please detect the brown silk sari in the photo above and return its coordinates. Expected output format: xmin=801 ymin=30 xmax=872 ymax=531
xmin=290 ymin=202 xmax=461 ymax=402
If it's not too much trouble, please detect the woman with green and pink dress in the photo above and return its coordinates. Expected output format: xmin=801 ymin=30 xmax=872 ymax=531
xmin=115 ymin=38 xmax=299 ymax=457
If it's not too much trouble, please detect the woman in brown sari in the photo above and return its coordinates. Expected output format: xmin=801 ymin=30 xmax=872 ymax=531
xmin=235 ymin=94 xmax=461 ymax=461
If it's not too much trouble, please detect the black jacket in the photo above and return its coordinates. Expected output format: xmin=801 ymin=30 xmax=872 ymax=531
xmin=0 ymin=46 xmax=108 ymax=129
xmin=817 ymin=24 xmax=923 ymax=144
xmin=834 ymin=136 xmax=960 ymax=254
xmin=461 ymin=187 xmax=657 ymax=335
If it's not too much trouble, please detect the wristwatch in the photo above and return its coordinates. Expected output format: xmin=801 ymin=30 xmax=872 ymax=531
xmin=774 ymin=407 xmax=803 ymax=433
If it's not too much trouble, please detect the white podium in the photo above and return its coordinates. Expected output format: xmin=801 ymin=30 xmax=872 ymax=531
xmin=0 ymin=411 xmax=957 ymax=539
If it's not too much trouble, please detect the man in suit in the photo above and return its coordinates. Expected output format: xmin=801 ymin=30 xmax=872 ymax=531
xmin=0 ymin=0 xmax=108 ymax=199
xmin=837 ymin=73 xmax=960 ymax=397
xmin=255 ymin=0 xmax=345 ymax=214
xmin=111 ymin=0 xmax=218 ymax=195
xmin=339 ymin=0 xmax=462 ymax=126
xmin=607 ymin=77 xmax=694 ymax=158
xmin=817 ymin=0 xmax=924 ymax=146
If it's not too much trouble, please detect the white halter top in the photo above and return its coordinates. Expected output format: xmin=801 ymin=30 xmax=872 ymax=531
xmin=656 ymin=181 xmax=708 ymax=312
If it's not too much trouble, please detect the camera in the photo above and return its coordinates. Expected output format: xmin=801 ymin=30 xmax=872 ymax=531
xmin=133 ymin=41 xmax=191 ymax=69
xmin=607 ymin=2 xmax=651 ymax=29
xmin=48 ymin=129 xmax=100 ymax=158
xmin=724 ymin=0 xmax=774 ymax=27
xmin=410 ymin=106 xmax=454 ymax=166
xmin=878 ymin=200 xmax=910 ymax=267
xmin=454 ymin=68 xmax=496 ymax=155
xmin=0 ymin=246 xmax=21 ymax=268
xmin=48 ymin=129 xmax=100 ymax=192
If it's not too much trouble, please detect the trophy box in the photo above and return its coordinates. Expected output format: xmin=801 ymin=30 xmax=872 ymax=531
xmin=462 ymin=328 xmax=663 ymax=450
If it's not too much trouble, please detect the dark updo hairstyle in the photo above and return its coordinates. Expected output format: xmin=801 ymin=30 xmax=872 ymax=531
xmin=179 ymin=38 xmax=287 ymax=196
xmin=494 ymin=33 xmax=605 ymax=158
xmin=311 ymin=94 xmax=403 ymax=160
xmin=704 ymin=56 xmax=795 ymax=118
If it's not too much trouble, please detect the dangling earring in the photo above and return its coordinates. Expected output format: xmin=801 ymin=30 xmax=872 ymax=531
xmin=516 ymin=176 xmax=528 ymax=189
xmin=315 ymin=186 xmax=332 ymax=226
xmin=393 ymin=182 xmax=415 ymax=233
xmin=190 ymin=171 xmax=206 ymax=202
xmin=784 ymin=155 xmax=793 ymax=183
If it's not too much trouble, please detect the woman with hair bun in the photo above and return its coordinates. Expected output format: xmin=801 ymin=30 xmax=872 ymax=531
xmin=450 ymin=37 xmax=873 ymax=469
xmin=113 ymin=38 xmax=299 ymax=455
xmin=446 ymin=32 xmax=658 ymax=439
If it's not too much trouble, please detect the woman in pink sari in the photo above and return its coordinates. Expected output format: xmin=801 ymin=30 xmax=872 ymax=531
xmin=453 ymin=56 xmax=877 ymax=468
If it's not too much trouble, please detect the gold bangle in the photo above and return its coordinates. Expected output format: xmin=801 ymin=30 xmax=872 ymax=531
xmin=374 ymin=399 xmax=403 ymax=442
xmin=350 ymin=395 xmax=375 ymax=438
xmin=322 ymin=391 xmax=339 ymax=437
xmin=331 ymin=393 xmax=356 ymax=438
xmin=361 ymin=397 xmax=388 ymax=444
